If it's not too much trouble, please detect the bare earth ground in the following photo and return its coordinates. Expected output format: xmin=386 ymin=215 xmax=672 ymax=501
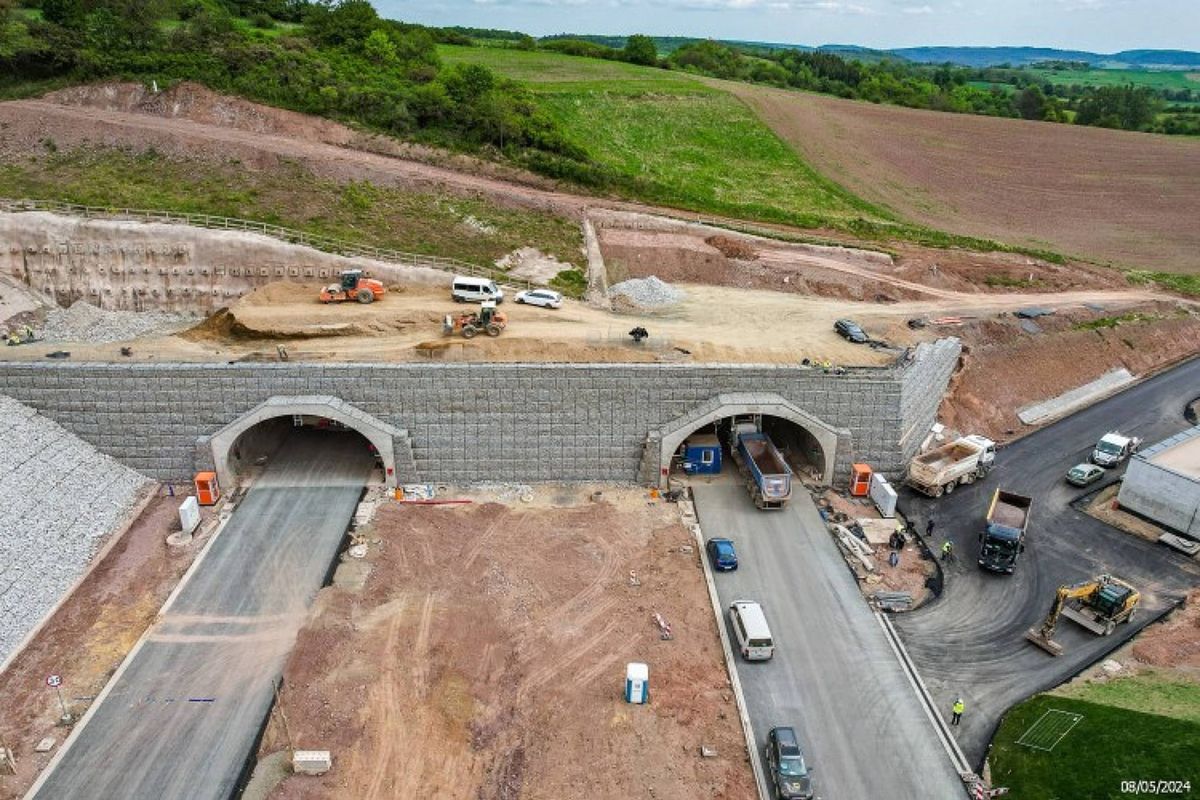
xmin=721 ymin=81 xmax=1200 ymax=272
xmin=0 ymin=489 xmax=209 ymax=800
xmin=257 ymin=488 xmax=753 ymax=800
xmin=936 ymin=303 xmax=1200 ymax=439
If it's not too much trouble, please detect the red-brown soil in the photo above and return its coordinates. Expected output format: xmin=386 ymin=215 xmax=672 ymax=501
xmin=723 ymin=81 xmax=1200 ymax=272
xmin=0 ymin=490 xmax=207 ymax=800
xmin=259 ymin=491 xmax=753 ymax=800
xmin=936 ymin=303 xmax=1200 ymax=440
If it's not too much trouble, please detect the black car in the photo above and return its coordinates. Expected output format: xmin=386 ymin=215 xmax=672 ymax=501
xmin=834 ymin=318 xmax=869 ymax=343
xmin=765 ymin=727 xmax=813 ymax=799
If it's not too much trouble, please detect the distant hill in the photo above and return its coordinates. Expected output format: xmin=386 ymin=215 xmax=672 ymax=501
xmin=888 ymin=46 xmax=1200 ymax=69
xmin=528 ymin=34 xmax=1200 ymax=70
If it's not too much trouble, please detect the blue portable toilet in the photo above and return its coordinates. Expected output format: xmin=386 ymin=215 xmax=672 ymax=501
xmin=625 ymin=662 xmax=649 ymax=704
xmin=682 ymin=434 xmax=722 ymax=475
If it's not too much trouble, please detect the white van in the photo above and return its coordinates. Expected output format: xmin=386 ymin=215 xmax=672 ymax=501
xmin=451 ymin=275 xmax=505 ymax=304
xmin=729 ymin=600 xmax=774 ymax=661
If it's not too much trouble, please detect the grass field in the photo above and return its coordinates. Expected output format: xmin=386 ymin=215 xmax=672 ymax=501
xmin=1026 ymin=67 xmax=1200 ymax=92
xmin=440 ymin=45 xmax=895 ymax=231
xmin=990 ymin=692 xmax=1200 ymax=799
xmin=0 ymin=149 xmax=585 ymax=269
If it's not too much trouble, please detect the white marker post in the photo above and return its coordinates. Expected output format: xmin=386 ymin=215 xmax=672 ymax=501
xmin=46 ymin=675 xmax=70 ymax=724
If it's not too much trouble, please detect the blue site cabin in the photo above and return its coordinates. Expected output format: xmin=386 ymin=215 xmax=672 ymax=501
xmin=683 ymin=433 xmax=722 ymax=475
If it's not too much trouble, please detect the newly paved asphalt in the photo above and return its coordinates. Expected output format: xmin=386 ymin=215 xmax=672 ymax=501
xmin=895 ymin=356 xmax=1200 ymax=765
xmin=29 ymin=429 xmax=374 ymax=800
xmin=694 ymin=478 xmax=963 ymax=800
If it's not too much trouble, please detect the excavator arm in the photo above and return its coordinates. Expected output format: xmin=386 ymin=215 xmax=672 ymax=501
xmin=1034 ymin=580 xmax=1099 ymax=640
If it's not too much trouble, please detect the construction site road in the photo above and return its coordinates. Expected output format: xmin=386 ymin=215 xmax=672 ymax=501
xmin=692 ymin=478 xmax=963 ymax=800
xmin=26 ymin=429 xmax=374 ymax=800
xmin=897 ymin=356 xmax=1200 ymax=766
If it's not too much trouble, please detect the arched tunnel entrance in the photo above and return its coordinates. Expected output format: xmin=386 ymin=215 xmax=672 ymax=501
xmin=206 ymin=396 xmax=410 ymax=491
xmin=225 ymin=414 xmax=384 ymax=487
xmin=646 ymin=393 xmax=846 ymax=488
xmin=671 ymin=414 xmax=828 ymax=484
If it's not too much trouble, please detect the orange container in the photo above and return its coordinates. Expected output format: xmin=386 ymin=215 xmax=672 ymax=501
xmin=195 ymin=471 xmax=221 ymax=506
xmin=849 ymin=463 xmax=872 ymax=497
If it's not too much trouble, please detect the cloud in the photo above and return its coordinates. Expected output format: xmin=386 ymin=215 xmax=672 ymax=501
xmin=901 ymin=3 xmax=933 ymax=12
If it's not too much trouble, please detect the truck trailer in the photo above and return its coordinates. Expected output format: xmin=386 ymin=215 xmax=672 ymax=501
xmin=733 ymin=431 xmax=793 ymax=510
xmin=978 ymin=489 xmax=1032 ymax=574
xmin=907 ymin=434 xmax=996 ymax=497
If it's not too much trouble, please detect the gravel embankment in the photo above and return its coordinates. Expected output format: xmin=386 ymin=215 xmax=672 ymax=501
xmin=0 ymin=396 xmax=152 ymax=664
xmin=41 ymin=301 xmax=195 ymax=344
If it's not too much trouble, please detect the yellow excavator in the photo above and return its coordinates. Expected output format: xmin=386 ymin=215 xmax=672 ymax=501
xmin=1025 ymin=574 xmax=1140 ymax=656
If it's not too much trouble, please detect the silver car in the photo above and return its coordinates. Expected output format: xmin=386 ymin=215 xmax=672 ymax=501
xmin=515 ymin=289 xmax=563 ymax=309
xmin=1066 ymin=463 xmax=1104 ymax=487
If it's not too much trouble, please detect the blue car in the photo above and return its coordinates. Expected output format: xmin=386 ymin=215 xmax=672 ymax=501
xmin=706 ymin=538 xmax=739 ymax=571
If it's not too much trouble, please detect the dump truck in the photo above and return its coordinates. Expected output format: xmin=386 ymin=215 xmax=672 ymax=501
xmin=733 ymin=431 xmax=793 ymax=510
xmin=978 ymin=489 xmax=1032 ymax=574
xmin=1091 ymin=431 xmax=1141 ymax=467
xmin=907 ymin=434 xmax=996 ymax=497
xmin=1025 ymin=574 xmax=1140 ymax=656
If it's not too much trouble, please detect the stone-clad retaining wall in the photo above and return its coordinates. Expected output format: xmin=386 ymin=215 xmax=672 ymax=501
xmin=0 ymin=339 xmax=960 ymax=485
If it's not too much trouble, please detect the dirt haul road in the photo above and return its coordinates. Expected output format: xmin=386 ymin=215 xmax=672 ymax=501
xmin=0 ymin=280 xmax=1169 ymax=367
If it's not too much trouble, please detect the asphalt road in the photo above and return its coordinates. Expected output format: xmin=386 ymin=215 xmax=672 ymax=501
xmin=28 ymin=429 xmax=374 ymax=800
xmin=693 ymin=478 xmax=963 ymax=800
xmin=896 ymin=356 xmax=1200 ymax=765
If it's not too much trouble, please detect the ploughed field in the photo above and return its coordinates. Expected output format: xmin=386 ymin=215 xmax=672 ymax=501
xmin=724 ymin=81 xmax=1200 ymax=272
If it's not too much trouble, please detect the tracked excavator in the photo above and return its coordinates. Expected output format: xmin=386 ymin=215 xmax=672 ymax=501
xmin=1025 ymin=574 xmax=1140 ymax=656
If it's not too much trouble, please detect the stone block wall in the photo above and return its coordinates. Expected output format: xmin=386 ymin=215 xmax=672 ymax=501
xmin=0 ymin=340 xmax=960 ymax=486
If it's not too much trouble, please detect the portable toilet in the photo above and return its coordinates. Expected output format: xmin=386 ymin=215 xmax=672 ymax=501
xmin=850 ymin=463 xmax=872 ymax=497
xmin=194 ymin=471 xmax=221 ymax=506
xmin=682 ymin=434 xmax=722 ymax=475
xmin=625 ymin=662 xmax=649 ymax=704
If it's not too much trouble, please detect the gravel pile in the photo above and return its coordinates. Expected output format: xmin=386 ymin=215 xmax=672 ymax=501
xmin=0 ymin=397 xmax=152 ymax=664
xmin=42 ymin=301 xmax=195 ymax=344
xmin=609 ymin=276 xmax=686 ymax=308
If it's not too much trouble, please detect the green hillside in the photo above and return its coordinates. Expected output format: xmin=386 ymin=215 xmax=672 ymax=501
xmin=439 ymin=45 xmax=889 ymax=229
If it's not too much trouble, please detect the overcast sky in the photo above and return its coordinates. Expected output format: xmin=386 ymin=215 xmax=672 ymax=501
xmin=373 ymin=0 xmax=1198 ymax=53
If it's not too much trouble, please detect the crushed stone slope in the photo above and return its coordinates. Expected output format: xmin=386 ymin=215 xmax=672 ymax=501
xmin=0 ymin=396 xmax=151 ymax=664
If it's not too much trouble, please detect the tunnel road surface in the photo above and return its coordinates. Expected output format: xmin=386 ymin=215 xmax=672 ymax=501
xmin=897 ymin=356 xmax=1200 ymax=764
xmin=693 ymin=479 xmax=964 ymax=800
xmin=27 ymin=429 xmax=374 ymax=800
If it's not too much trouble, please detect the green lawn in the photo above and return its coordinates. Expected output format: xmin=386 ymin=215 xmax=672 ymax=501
xmin=989 ymin=691 xmax=1200 ymax=799
xmin=441 ymin=44 xmax=891 ymax=229
xmin=0 ymin=149 xmax=584 ymax=270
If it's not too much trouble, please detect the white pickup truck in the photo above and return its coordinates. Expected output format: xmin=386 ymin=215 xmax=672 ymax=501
xmin=907 ymin=434 xmax=997 ymax=497
xmin=1092 ymin=431 xmax=1141 ymax=467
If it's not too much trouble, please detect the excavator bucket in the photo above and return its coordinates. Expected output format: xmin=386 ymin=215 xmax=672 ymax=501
xmin=1024 ymin=628 xmax=1064 ymax=656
